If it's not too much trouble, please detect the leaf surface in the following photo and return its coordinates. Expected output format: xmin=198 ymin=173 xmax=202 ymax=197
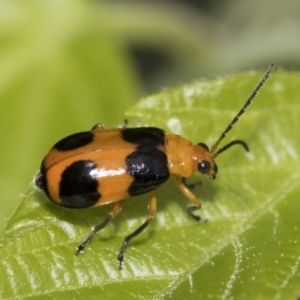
xmin=2 ymin=70 xmax=300 ymax=299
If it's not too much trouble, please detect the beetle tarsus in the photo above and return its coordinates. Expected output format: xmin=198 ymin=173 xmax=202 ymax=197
xmin=187 ymin=206 xmax=203 ymax=222
xmin=117 ymin=241 xmax=127 ymax=269
xmin=75 ymin=237 xmax=92 ymax=255
xmin=75 ymin=244 xmax=85 ymax=255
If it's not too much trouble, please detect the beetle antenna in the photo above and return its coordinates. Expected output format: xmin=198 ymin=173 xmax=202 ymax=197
xmin=210 ymin=63 xmax=275 ymax=155
xmin=212 ymin=139 xmax=249 ymax=158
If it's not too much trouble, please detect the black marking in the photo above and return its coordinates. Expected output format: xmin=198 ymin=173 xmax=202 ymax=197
xmin=122 ymin=127 xmax=165 ymax=147
xmin=123 ymin=128 xmax=169 ymax=196
xmin=53 ymin=131 xmax=94 ymax=151
xmin=127 ymin=149 xmax=169 ymax=196
xmin=59 ymin=160 xmax=100 ymax=208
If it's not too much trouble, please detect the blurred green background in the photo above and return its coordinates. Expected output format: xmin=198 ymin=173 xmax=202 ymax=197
xmin=0 ymin=0 xmax=299 ymax=240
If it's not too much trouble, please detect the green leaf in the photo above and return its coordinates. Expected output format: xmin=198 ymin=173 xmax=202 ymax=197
xmin=2 ymin=69 xmax=300 ymax=299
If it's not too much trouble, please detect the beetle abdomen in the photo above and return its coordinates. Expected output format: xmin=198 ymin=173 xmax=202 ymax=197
xmin=37 ymin=127 xmax=170 ymax=207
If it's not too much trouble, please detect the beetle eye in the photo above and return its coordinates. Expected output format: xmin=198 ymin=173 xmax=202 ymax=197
xmin=197 ymin=142 xmax=209 ymax=151
xmin=198 ymin=161 xmax=211 ymax=174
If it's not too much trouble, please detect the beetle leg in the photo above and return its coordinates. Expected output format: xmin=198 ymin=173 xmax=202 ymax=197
xmin=172 ymin=175 xmax=204 ymax=222
xmin=117 ymin=190 xmax=157 ymax=269
xmin=75 ymin=201 xmax=122 ymax=255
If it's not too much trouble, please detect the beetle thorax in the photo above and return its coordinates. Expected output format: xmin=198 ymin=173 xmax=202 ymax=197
xmin=165 ymin=134 xmax=199 ymax=178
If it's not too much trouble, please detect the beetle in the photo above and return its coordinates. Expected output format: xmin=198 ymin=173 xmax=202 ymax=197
xmin=35 ymin=63 xmax=274 ymax=269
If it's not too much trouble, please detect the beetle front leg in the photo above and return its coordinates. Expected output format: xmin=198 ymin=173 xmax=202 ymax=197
xmin=117 ymin=190 xmax=157 ymax=269
xmin=173 ymin=175 xmax=205 ymax=221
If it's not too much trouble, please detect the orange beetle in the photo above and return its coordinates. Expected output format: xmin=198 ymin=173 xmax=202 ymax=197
xmin=35 ymin=63 xmax=274 ymax=268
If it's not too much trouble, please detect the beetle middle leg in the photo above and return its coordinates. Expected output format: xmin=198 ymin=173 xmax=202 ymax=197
xmin=173 ymin=175 xmax=205 ymax=222
xmin=117 ymin=190 xmax=157 ymax=269
xmin=75 ymin=201 xmax=123 ymax=255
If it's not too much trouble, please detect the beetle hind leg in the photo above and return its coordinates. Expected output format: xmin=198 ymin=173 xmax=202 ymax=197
xmin=75 ymin=201 xmax=122 ymax=255
xmin=117 ymin=190 xmax=157 ymax=269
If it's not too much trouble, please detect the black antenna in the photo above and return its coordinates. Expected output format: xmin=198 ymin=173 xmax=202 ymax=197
xmin=211 ymin=63 xmax=275 ymax=157
xmin=213 ymin=140 xmax=249 ymax=158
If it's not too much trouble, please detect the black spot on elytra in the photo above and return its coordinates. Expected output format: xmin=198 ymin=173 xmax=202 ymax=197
xmin=59 ymin=160 xmax=100 ymax=208
xmin=122 ymin=127 xmax=169 ymax=196
xmin=126 ymin=149 xmax=169 ymax=196
xmin=53 ymin=131 xmax=94 ymax=151
xmin=122 ymin=127 xmax=165 ymax=147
